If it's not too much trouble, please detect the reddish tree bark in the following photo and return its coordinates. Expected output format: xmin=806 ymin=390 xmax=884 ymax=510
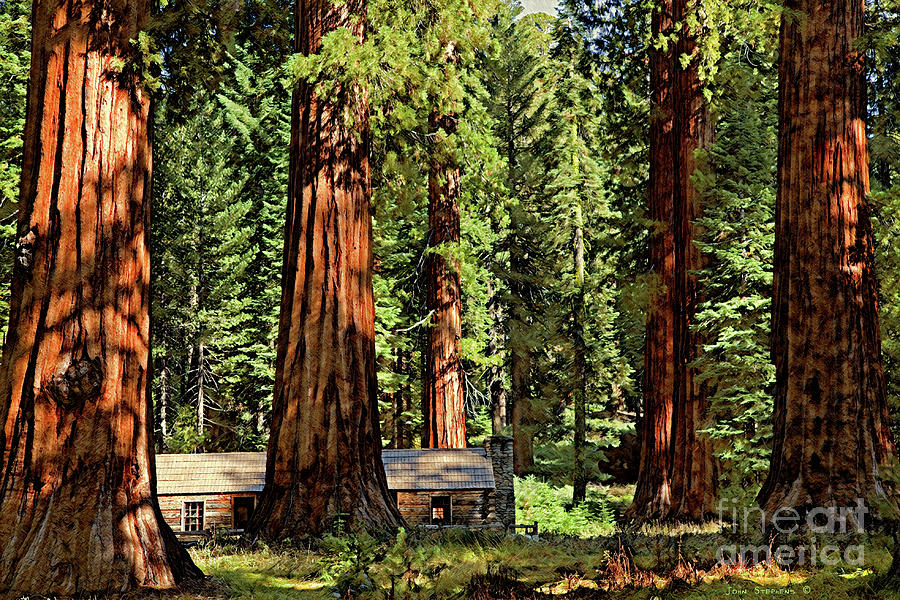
xmin=629 ymin=0 xmax=676 ymax=521
xmin=423 ymin=112 xmax=467 ymax=449
xmin=758 ymin=0 xmax=895 ymax=514
xmin=0 ymin=0 xmax=201 ymax=593
xmin=248 ymin=0 xmax=402 ymax=538
xmin=630 ymin=0 xmax=717 ymax=522
xmin=668 ymin=4 xmax=717 ymax=521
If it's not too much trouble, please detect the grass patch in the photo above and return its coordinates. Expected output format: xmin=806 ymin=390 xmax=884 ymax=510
xmin=190 ymin=546 xmax=325 ymax=599
xmin=170 ymin=528 xmax=900 ymax=599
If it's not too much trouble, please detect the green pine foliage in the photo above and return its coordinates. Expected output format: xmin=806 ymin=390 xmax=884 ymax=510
xmin=482 ymin=2 xmax=557 ymax=445
xmin=867 ymin=0 xmax=900 ymax=440
xmin=152 ymin=92 xmax=254 ymax=449
xmin=0 ymin=0 xmax=29 ymax=339
xmin=2 ymin=0 xmax=899 ymax=523
xmin=0 ymin=0 xmax=27 ymax=208
xmin=526 ymin=15 xmax=631 ymax=491
xmin=151 ymin=37 xmax=290 ymax=451
xmin=693 ymin=55 xmax=777 ymax=507
xmin=365 ymin=0 xmax=510 ymax=443
xmin=565 ymin=0 xmax=650 ymax=420
xmin=515 ymin=476 xmax=615 ymax=537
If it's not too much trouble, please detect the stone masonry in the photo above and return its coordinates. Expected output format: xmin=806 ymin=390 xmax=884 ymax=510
xmin=483 ymin=436 xmax=515 ymax=527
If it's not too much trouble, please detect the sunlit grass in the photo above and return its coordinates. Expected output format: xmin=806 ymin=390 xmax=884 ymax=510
xmin=190 ymin=548 xmax=327 ymax=600
xmin=162 ymin=527 xmax=900 ymax=599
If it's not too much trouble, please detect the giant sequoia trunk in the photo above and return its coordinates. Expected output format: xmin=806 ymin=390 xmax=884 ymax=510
xmin=423 ymin=112 xmax=467 ymax=448
xmin=758 ymin=0 xmax=895 ymax=515
xmin=668 ymin=6 xmax=717 ymax=521
xmin=629 ymin=0 xmax=677 ymax=521
xmin=0 ymin=0 xmax=201 ymax=593
xmin=248 ymin=0 xmax=402 ymax=539
xmin=629 ymin=0 xmax=716 ymax=522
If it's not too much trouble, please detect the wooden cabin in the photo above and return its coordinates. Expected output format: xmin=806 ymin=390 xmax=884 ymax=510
xmin=155 ymin=436 xmax=515 ymax=535
xmin=156 ymin=452 xmax=264 ymax=534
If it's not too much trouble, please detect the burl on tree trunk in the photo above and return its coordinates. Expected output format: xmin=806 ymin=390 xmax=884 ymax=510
xmin=247 ymin=0 xmax=402 ymax=539
xmin=629 ymin=0 xmax=717 ymax=522
xmin=0 ymin=0 xmax=201 ymax=594
xmin=758 ymin=0 xmax=896 ymax=514
xmin=423 ymin=111 xmax=467 ymax=449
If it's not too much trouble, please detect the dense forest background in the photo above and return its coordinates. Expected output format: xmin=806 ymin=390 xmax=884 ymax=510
xmin=1 ymin=0 xmax=899 ymax=512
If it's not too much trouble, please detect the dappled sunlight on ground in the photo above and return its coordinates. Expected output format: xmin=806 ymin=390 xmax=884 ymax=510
xmin=193 ymin=552 xmax=326 ymax=599
xmin=171 ymin=527 xmax=900 ymax=600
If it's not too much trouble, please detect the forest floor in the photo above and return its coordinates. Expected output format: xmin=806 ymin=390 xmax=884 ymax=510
xmin=158 ymin=482 xmax=900 ymax=599
xmin=170 ymin=526 xmax=900 ymax=600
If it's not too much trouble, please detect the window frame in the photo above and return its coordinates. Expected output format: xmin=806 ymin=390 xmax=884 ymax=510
xmin=430 ymin=495 xmax=452 ymax=526
xmin=182 ymin=500 xmax=205 ymax=532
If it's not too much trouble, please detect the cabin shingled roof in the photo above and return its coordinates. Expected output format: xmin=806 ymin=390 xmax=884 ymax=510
xmin=155 ymin=448 xmax=495 ymax=495
xmin=382 ymin=448 xmax=495 ymax=491
xmin=156 ymin=452 xmax=267 ymax=495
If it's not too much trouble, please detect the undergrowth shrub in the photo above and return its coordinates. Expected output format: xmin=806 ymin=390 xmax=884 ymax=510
xmin=515 ymin=476 xmax=615 ymax=537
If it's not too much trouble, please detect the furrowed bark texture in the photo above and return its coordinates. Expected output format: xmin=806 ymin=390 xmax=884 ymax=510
xmin=248 ymin=0 xmax=402 ymax=539
xmin=630 ymin=0 xmax=716 ymax=522
xmin=668 ymin=4 xmax=717 ymax=521
xmin=423 ymin=112 xmax=467 ymax=449
xmin=758 ymin=0 xmax=896 ymax=514
xmin=629 ymin=0 xmax=676 ymax=521
xmin=0 ymin=0 xmax=201 ymax=593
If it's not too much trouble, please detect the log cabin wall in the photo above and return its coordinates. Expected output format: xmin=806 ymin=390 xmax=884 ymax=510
xmin=158 ymin=493 xmax=259 ymax=532
xmin=155 ymin=447 xmax=516 ymax=532
xmin=396 ymin=490 xmax=497 ymax=527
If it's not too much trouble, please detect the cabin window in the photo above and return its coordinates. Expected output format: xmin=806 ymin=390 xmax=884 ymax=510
xmin=233 ymin=497 xmax=255 ymax=530
xmin=183 ymin=501 xmax=204 ymax=532
xmin=431 ymin=495 xmax=451 ymax=525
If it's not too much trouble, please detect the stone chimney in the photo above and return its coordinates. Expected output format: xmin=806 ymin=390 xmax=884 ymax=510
xmin=484 ymin=436 xmax=515 ymax=527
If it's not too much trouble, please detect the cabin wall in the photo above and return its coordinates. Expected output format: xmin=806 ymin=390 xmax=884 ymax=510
xmin=158 ymin=492 xmax=259 ymax=532
xmin=396 ymin=490 xmax=499 ymax=527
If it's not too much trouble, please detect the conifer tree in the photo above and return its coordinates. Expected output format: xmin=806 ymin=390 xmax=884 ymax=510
xmin=248 ymin=0 xmax=402 ymax=538
xmin=485 ymin=3 xmax=556 ymax=472
xmin=867 ymin=0 xmax=900 ymax=443
xmin=693 ymin=55 xmax=776 ymax=507
xmin=545 ymin=15 xmax=626 ymax=505
xmin=0 ymin=0 xmax=29 ymax=339
xmin=151 ymin=7 xmax=291 ymax=452
xmin=424 ymin=107 xmax=467 ymax=448
xmin=759 ymin=0 xmax=896 ymax=514
xmin=625 ymin=0 xmax=719 ymax=522
xmin=0 ymin=0 xmax=201 ymax=591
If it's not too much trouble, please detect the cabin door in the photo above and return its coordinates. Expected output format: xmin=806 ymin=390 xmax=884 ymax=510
xmin=233 ymin=496 xmax=255 ymax=529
